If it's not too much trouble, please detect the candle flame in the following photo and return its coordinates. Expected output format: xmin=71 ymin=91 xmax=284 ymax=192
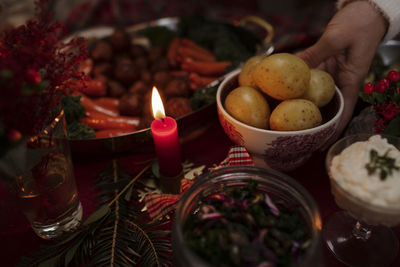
xmin=151 ymin=86 xmax=165 ymax=119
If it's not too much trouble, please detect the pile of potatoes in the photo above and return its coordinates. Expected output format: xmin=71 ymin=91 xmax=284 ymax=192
xmin=225 ymin=53 xmax=336 ymax=131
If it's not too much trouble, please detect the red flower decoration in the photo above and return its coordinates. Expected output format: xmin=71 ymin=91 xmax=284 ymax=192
xmin=374 ymin=102 xmax=400 ymax=121
xmin=375 ymin=80 xmax=388 ymax=93
xmin=0 ymin=0 xmax=87 ymax=138
xmin=380 ymin=78 xmax=390 ymax=88
xmin=361 ymin=69 xmax=400 ymax=136
xmin=374 ymin=118 xmax=386 ymax=133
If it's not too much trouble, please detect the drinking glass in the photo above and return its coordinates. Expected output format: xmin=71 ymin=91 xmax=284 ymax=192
xmin=0 ymin=110 xmax=82 ymax=239
xmin=325 ymin=133 xmax=400 ymax=267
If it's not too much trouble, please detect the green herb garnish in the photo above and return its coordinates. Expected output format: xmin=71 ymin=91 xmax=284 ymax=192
xmin=365 ymin=149 xmax=400 ymax=180
xmin=61 ymin=95 xmax=95 ymax=139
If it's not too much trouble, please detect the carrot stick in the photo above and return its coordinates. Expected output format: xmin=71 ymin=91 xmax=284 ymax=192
xmin=93 ymin=97 xmax=119 ymax=111
xmin=82 ymin=117 xmax=136 ymax=131
xmin=167 ymin=37 xmax=182 ymax=67
xmin=81 ymin=113 xmax=139 ymax=130
xmin=85 ymin=110 xmax=140 ymax=125
xmin=178 ymin=46 xmax=216 ymax=62
xmin=95 ymin=129 xmax=135 ymax=138
xmin=170 ymin=70 xmax=189 ymax=78
xmin=76 ymin=92 xmax=119 ymax=117
xmin=181 ymin=38 xmax=215 ymax=59
xmin=80 ymin=79 xmax=107 ymax=97
xmin=189 ymin=73 xmax=218 ymax=89
xmin=181 ymin=58 xmax=231 ymax=76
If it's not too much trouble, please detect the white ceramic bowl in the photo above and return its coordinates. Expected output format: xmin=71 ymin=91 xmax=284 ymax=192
xmin=217 ymin=69 xmax=344 ymax=171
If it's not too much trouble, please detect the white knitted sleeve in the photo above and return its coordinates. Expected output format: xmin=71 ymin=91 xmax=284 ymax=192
xmin=337 ymin=0 xmax=400 ymax=41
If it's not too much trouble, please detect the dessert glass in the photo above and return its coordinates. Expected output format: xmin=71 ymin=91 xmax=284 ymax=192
xmin=325 ymin=133 xmax=400 ymax=267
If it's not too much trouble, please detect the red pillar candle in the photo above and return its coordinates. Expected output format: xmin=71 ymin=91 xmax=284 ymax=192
xmin=150 ymin=87 xmax=182 ymax=177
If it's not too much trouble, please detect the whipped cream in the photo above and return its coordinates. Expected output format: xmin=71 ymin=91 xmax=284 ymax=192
xmin=330 ymin=135 xmax=400 ymax=208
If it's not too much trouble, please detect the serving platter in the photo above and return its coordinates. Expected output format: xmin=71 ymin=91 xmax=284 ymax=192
xmin=67 ymin=16 xmax=274 ymax=157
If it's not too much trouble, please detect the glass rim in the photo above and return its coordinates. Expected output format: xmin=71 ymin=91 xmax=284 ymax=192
xmin=326 ymin=133 xmax=400 ymax=213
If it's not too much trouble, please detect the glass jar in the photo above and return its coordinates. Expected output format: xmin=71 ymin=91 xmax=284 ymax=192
xmin=172 ymin=166 xmax=323 ymax=267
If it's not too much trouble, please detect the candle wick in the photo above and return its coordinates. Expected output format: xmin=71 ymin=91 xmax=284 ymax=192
xmin=161 ymin=117 xmax=165 ymax=123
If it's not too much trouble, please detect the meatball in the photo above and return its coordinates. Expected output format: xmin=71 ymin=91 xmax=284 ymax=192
xmin=107 ymin=80 xmax=126 ymax=97
xmin=165 ymin=97 xmax=193 ymax=118
xmin=152 ymin=71 xmax=171 ymax=91
xmin=129 ymin=80 xmax=151 ymax=95
xmin=114 ymin=57 xmax=139 ymax=85
xmin=140 ymin=70 xmax=152 ymax=84
xmin=133 ymin=56 xmax=149 ymax=70
xmin=164 ymin=78 xmax=190 ymax=97
xmin=91 ymin=40 xmax=113 ymax=61
xmin=148 ymin=46 xmax=165 ymax=63
xmin=130 ymin=44 xmax=148 ymax=58
xmin=118 ymin=93 xmax=144 ymax=116
xmin=149 ymin=57 xmax=170 ymax=72
xmin=109 ymin=28 xmax=131 ymax=51
xmin=93 ymin=62 xmax=112 ymax=78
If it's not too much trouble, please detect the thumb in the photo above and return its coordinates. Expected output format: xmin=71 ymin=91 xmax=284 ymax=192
xmin=296 ymin=37 xmax=338 ymax=69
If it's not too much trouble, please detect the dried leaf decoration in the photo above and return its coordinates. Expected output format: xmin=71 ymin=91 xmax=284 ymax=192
xmin=18 ymin=160 xmax=172 ymax=267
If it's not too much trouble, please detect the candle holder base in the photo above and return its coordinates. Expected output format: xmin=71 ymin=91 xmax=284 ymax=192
xmin=160 ymin=171 xmax=183 ymax=194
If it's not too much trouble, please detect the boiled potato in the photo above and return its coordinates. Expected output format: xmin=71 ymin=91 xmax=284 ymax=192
xmin=301 ymin=69 xmax=335 ymax=107
xmin=269 ymin=99 xmax=322 ymax=131
xmin=238 ymin=55 xmax=264 ymax=87
xmin=252 ymin=53 xmax=310 ymax=100
xmin=225 ymin=86 xmax=270 ymax=129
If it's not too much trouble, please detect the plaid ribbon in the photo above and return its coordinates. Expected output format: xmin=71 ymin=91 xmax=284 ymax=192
xmin=212 ymin=145 xmax=254 ymax=170
xmin=144 ymin=146 xmax=253 ymax=220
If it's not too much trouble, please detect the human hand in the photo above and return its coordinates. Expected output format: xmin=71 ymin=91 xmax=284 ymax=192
xmin=296 ymin=0 xmax=387 ymax=149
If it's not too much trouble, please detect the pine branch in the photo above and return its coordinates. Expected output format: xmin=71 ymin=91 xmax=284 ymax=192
xmin=126 ymin=220 xmax=168 ymax=267
xmin=18 ymin=159 xmax=172 ymax=267
xmin=18 ymin=205 xmax=110 ymax=267
xmin=110 ymin=160 xmax=121 ymax=267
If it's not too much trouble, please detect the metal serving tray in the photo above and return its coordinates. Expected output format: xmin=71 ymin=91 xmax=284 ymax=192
xmin=66 ymin=16 xmax=274 ymax=157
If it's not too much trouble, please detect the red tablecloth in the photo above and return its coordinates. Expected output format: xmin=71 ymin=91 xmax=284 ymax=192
xmin=1 ymin=120 xmax=399 ymax=266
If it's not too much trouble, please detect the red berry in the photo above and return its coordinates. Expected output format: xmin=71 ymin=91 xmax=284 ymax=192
xmin=380 ymin=78 xmax=390 ymax=87
xmin=363 ymin=82 xmax=374 ymax=94
xmin=25 ymin=69 xmax=41 ymax=84
xmin=375 ymin=81 xmax=387 ymax=93
xmin=388 ymin=70 xmax=399 ymax=82
xmin=7 ymin=129 xmax=22 ymax=143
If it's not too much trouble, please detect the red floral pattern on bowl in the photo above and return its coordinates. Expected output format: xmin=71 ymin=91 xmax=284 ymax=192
xmin=218 ymin=110 xmax=244 ymax=146
xmin=216 ymin=69 xmax=344 ymax=171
